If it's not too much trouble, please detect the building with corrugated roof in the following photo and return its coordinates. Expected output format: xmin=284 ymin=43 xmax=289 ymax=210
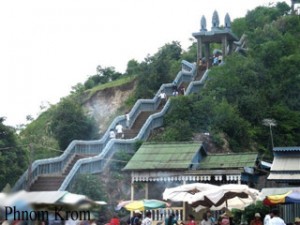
xmin=123 ymin=142 xmax=265 ymax=221
xmin=268 ymin=146 xmax=300 ymax=184
xmin=123 ymin=142 xmax=261 ymax=185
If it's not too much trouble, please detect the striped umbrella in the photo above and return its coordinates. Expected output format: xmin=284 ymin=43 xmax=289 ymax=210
xmin=263 ymin=189 xmax=300 ymax=205
xmin=116 ymin=199 xmax=170 ymax=211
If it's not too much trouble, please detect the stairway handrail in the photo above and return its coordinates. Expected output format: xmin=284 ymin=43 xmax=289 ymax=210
xmin=12 ymin=60 xmax=196 ymax=191
xmin=59 ymin=69 xmax=213 ymax=191
xmin=185 ymin=69 xmax=210 ymax=95
xmin=59 ymin=89 xmax=172 ymax=190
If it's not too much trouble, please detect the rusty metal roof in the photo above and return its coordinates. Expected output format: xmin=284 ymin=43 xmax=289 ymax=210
xmin=123 ymin=142 xmax=203 ymax=171
xmin=199 ymin=153 xmax=258 ymax=169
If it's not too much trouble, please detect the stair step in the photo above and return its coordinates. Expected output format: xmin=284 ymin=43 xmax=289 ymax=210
xmin=29 ymin=154 xmax=95 ymax=191
xmin=122 ymin=111 xmax=155 ymax=139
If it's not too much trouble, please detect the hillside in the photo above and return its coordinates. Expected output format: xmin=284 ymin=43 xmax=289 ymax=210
xmin=2 ymin=2 xmax=300 ymax=206
xmin=83 ymin=77 xmax=137 ymax=134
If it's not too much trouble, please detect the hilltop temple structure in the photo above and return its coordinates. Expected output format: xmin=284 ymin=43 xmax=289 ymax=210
xmin=192 ymin=11 xmax=239 ymax=70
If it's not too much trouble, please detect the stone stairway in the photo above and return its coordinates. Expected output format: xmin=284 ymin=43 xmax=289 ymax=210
xmin=29 ymin=176 xmax=65 ymax=191
xmin=29 ymin=154 xmax=92 ymax=191
xmin=123 ymin=111 xmax=159 ymax=139
xmin=62 ymin=154 xmax=90 ymax=176
xmin=28 ymin=109 xmax=163 ymax=190
xmin=122 ymin=71 xmax=206 ymax=140
xmin=22 ymin=63 xmax=200 ymax=192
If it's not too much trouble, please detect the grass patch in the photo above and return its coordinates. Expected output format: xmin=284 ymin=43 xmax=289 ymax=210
xmin=86 ymin=75 xmax=137 ymax=100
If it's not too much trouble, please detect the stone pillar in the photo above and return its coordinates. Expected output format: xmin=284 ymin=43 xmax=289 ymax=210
xmin=145 ymin=182 xmax=149 ymax=199
xmin=183 ymin=180 xmax=186 ymax=221
xmin=131 ymin=174 xmax=134 ymax=201
xmin=198 ymin=37 xmax=203 ymax=60
xmin=222 ymin=36 xmax=228 ymax=56
xmin=228 ymin=41 xmax=233 ymax=55
xmin=131 ymin=174 xmax=134 ymax=217
xmin=197 ymin=37 xmax=203 ymax=73
xmin=205 ymin=43 xmax=210 ymax=67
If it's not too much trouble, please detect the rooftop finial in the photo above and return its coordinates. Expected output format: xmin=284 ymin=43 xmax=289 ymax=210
xmin=225 ymin=13 xmax=231 ymax=30
xmin=200 ymin=15 xmax=207 ymax=31
xmin=212 ymin=10 xmax=220 ymax=30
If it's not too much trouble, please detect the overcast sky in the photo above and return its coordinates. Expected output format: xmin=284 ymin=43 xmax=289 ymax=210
xmin=0 ymin=0 xmax=290 ymax=127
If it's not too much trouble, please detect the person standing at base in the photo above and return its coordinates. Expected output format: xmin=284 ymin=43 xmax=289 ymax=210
xmin=264 ymin=212 xmax=272 ymax=225
xmin=207 ymin=210 xmax=216 ymax=225
xmin=187 ymin=215 xmax=196 ymax=225
xmin=141 ymin=211 xmax=152 ymax=225
xmin=269 ymin=209 xmax=285 ymax=225
xmin=250 ymin=213 xmax=263 ymax=225
xmin=201 ymin=211 xmax=215 ymax=225
xmin=131 ymin=210 xmax=142 ymax=225
xmin=165 ymin=213 xmax=177 ymax=225
xmin=294 ymin=217 xmax=300 ymax=225
xmin=220 ymin=213 xmax=230 ymax=225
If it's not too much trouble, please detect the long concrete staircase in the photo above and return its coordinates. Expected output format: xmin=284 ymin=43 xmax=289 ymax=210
xmin=27 ymin=99 xmax=170 ymax=191
xmin=29 ymin=154 xmax=91 ymax=191
xmin=13 ymin=60 xmax=209 ymax=192
xmin=123 ymin=111 xmax=158 ymax=139
xmin=28 ymin=109 xmax=163 ymax=191
xmin=13 ymin=33 xmax=246 ymax=192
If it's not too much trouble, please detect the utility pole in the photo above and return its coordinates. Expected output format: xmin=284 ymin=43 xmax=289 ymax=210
xmin=262 ymin=118 xmax=277 ymax=150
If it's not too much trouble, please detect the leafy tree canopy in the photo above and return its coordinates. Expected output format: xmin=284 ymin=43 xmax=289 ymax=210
xmin=50 ymin=97 xmax=97 ymax=150
xmin=134 ymin=41 xmax=182 ymax=99
xmin=160 ymin=4 xmax=300 ymax=157
xmin=0 ymin=117 xmax=27 ymax=190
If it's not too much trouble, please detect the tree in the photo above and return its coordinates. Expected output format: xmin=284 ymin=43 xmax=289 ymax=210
xmin=181 ymin=41 xmax=197 ymax=63
xmin=70 ymin=174 xmax=107 ymax=201
xmin=0 ymin=117 xmax=27 ymax=190
xmin=84 ymin=66 xmax=123 ymax=90
xmin=125 ymin=59 xmax=140 ymax=75
xmin=135 ymin=41 xmax=182 ymax=99
xmin=160 ymin=119 xmax=192 ymax=142
xmin=50 ymin=98 xmax=96 ymax=150
xmin=231 ymin=17 xmax=247 ymax=38
xmin=245 ymin=6 xmax=284 ymax=31
xmin=212 ymin=100 xmax=252 ymax=150
xmin=242 ymin=201 xmax=270 ymax=225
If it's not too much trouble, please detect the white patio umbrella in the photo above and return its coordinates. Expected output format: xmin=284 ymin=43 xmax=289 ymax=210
xmin=188 ymin=184 xmax=259 ymax=211
xmin=163 ymin=183 xmax=219 ymax=202
xmin=193 ymin=195 xmax=256 ymax=212
xmin=163 ymin=183 xmax=259 ymax=212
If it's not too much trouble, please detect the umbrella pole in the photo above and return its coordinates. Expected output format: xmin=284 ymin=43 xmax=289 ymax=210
xmin=183 ymin=181 xmax=186 ymax=221
xmin=131 ymin=174 xmax=134 ymax=217
xmin=145 ymin=183 xmax=149 ymax=199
